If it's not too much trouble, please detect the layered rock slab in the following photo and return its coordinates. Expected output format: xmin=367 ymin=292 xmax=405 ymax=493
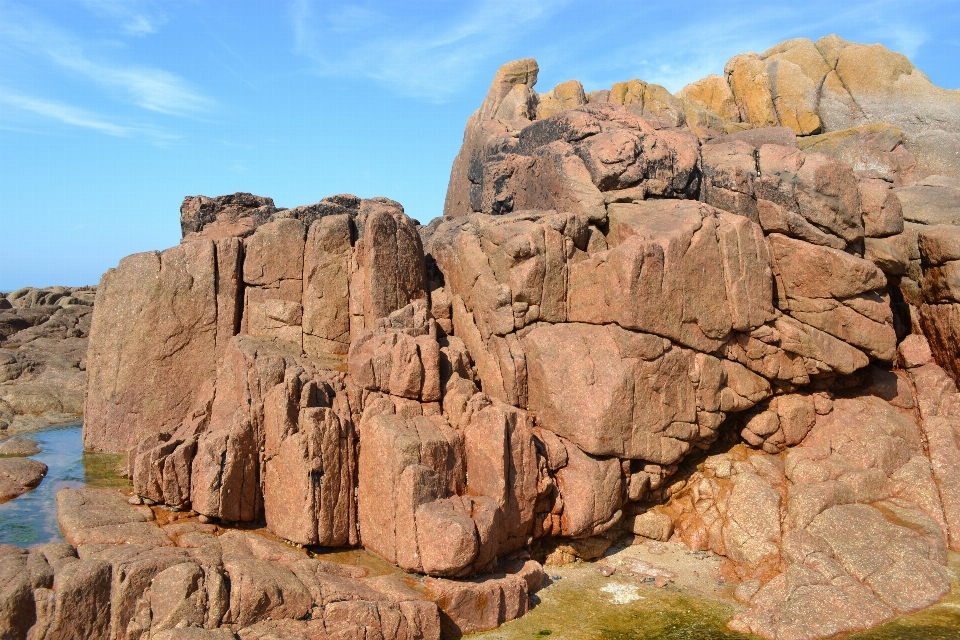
xmin=3 ymin=486 xmax=546 ymax=639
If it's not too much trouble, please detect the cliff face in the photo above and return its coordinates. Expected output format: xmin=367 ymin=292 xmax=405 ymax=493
xmin=25 ymin=35 xmax=958 ymax=640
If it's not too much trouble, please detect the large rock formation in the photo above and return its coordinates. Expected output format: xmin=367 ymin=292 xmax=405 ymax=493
xmin=4 ymin=34 xmax=956 ymax=640
xmin=0 ymin=287 xmax=96 ymax=434
xmin=425 ymin=37 xmax=958 ymax=639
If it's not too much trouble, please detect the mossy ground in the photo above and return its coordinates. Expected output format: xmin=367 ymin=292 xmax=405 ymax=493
xmin=473 ymin=544 xmax=960 ymax=640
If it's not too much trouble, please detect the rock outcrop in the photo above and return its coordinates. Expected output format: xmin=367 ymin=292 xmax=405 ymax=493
xmin=2 ymin=34 xmax=956 ymax=640
xmin=425 ymin=44 xmax=959 ymax=638
xmin=0 ymin=287 xmax=95 ymax=434
xmin=0 ymin=487 xmax=542 ymax=640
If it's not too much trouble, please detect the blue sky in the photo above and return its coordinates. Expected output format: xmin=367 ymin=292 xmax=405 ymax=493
xmin=1 ymin=0 xmax=958 ymax=290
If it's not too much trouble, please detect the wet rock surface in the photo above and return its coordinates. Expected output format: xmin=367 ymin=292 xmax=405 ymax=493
xmin=0 ymin=456 xmax=47 ymax=503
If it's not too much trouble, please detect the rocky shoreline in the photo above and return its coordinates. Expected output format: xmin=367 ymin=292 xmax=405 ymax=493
xmin=2 ymin=34 xmax=960 ymax=640
xmin=0 ymin=287 xmax=96 ymax=434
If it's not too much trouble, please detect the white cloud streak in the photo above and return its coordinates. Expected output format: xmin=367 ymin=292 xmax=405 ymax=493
xmin=76 ymin=0 xmax=167 ymax=36
xmin=0 ymin=89 xmax=178 ymax=143
xmin=1 ymin=91 xmax=129 ymax=135
xmin=0 ymin=4 xmax=212 ymax=116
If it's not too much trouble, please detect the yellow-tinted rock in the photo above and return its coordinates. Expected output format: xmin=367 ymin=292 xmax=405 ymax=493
xmin=836 ymin=43 xmax=917 ymax=95
xmin=676 ymin=74 xmax=739 ymax=122
xmin=767 ymin=58 xmax=822 ymax=135
xmin=681 ymin=99 xmax=726 ymax=134
xmin=478 ymin=58 xmax=539 ymax=122
xmin=611 ymin=78 xmax=685 ymax=127
xmin=725 ymin=53 xmax=779 ymax=128
xmin=828 ymin=43 xmax=960 ymax=178
xmin=611 ymin=78 xmax=645 ymax=108
xmin=814 ymin=34 xmax=854 ymax=68
xmin=537 ymin=79 xmax=587 ymax=119
xmin=763 ymin=37 xmax=832 ymax=80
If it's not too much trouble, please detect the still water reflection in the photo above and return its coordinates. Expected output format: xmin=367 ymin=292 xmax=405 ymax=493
xmin=0 ymin=422 xmax=127 ymax=546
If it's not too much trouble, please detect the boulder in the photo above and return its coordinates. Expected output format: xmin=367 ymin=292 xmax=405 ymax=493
xmin=537 ymin=79 xmax=587 ymax=119
xmin=262 ymin=381 xmax=356 ymax=547
xmin=0 ymin=456 xmax=47 ymax=502
xmin=768 ymin=234 xmax=896 ymax=361
xmin=356 ymin=412 xmax=471 ymax=574
xmin=610 ymin=78 xmax=686 ymax=127
xmin=554 ymin=438 xmax=623 ymax=538
xmin=909 ymin=363 xmax=960 ymax=550
xmin=895 ymin=176 xmax=960 ymax=226
xmin=523 ymin=322 xmax=768 ymax=462
xmin=350 ymin=202 xmax=428 ymax=332
xmin=56 ymin=488 xmax=173 ymax=547
xmin=191 ymin=335 xmax=355 ymax=531
xmin=30 ymin=558 xmax=113 ymax=639
xmin=568 ymin=200 xmax=775 ymax=351
xmin=676 ymin=74 xmax=740 ymax=124
xmin=798 ymin=124 xmax=919 ymax=186
xmin=180 ymin=192 xmax=278 ymax=239
xmin=816 ymin=38 xmax=960 ymax=178
xmin=222 ymin=556 xmax=312 ymax=626
xmin=0 ymin=435 xmax=41 ymax=455
xmin=445 ymin=97 xmax=700 ymax=222
xmin=444 ymin=58 xmax=540 ymax=218
xmin=702 ymin=142 xmax=864 ymax=249
xmin=424 ymin=561 xmax=542 ymax=637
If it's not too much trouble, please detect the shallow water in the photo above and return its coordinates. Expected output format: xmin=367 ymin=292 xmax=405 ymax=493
xmin=0 ymin=422 xmax=127 ymax=547
xmin=310 ymin=546 xmax=405 ymax=577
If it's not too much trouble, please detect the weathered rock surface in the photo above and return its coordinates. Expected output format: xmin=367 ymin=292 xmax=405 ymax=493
xmin=0 ymin=455 xmax=47 ymax=502
xmin=28 ymin=34 xmax=959 ymax=640
xmin=4 ymin=487 xmax=543 ymax=640
xmin=0 ymin=435 xmax=40 ymax=455
xmin=0 ymin=288 xmax=94 ymax=434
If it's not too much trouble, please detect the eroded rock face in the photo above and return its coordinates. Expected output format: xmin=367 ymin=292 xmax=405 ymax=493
xmin=60 ymin=36 xmax=960 ymax=640
xmin=425 ymin=49 xmax=958 ymax=640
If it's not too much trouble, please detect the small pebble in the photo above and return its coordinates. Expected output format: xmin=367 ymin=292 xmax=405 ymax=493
xmin=598 ymin=565 xmax=616 ymax=577
xmin=128 ymin=495 xmax=143 ymax=505
xmin=654 ymin=576 xmax=669 ymax=588
xmin=142 ymin=497 xmax=156 ymax=506
xmin=198 ymin=514 xmax=214 ymax=524
xmin=646 ymin=542 xmax=667 ymax=555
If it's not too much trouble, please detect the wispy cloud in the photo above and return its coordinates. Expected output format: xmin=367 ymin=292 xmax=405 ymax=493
xmin=290 ymin=0 xmax=570 ymax=101
xmin=76 ymin=0 xmax=167 ymax=36
xmin=0 ymin=89 xmax=178 ymax=143
xmin=0 ymin=4 xmax=212 ymax=116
